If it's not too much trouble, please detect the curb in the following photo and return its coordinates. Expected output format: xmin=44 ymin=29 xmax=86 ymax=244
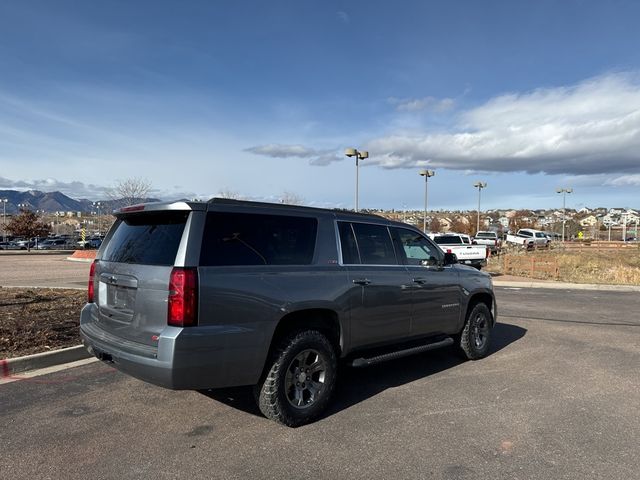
xmin=1 ymin=345 xmax=91 ymax=377
xmin=0 ymin=250 xmax=74 ymax=256
xmin=493 ymin=280 xmax=640 ymax=292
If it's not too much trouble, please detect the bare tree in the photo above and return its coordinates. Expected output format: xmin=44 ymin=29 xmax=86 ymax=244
xmin=279 ymin=191 xmax=304 ymax=205
xmin=509 ymin=210 xmax=536 ymax=232
xmin=429 ymin=217 xmax=442 ymax=233
xmin=108 ymin=178 xmax=153 ymax=207
xmin=217 ymin=188 xmax=242 ymax=200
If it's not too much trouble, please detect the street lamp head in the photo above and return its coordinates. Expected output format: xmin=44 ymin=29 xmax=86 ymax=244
xmin=567 ymin=188 xmax=573 ymax=194
xmin=473 ymin=181 xmax=487 ymax=188
xmin=359 ymin=151 xmax=369 ymax=160
xmin=344 ymin=148 xmax=357 ymax=157
xmin=419 ymin=170 xmax=435 ymax=178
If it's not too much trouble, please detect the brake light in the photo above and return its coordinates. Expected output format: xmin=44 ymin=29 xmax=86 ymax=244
xmin=119 ymin=204 xmax=145 ymax=213
xmin=88 ymin=260 xmax=97 ymax=303
xmin=168 ymin=267 xmax=198 ymax=327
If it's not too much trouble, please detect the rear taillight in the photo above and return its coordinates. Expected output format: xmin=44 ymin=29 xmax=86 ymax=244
xmin=88 ymin=260 xmax=97 ymax=303
xmin=168 ymin=267 xmax=198 ymax=327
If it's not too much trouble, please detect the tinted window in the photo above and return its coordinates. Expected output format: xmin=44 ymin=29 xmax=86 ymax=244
xmin=351 ymin=223 xmax=397 ymax=265
xmin=200 ymin=212 xmax=317 ymax=266
xmin=433 ymin=235 xmax=463 ymax=245
xmin=475 ymin=232 xmax=496 ymax=239
xmin=338 ymin=222 xmax=360 ymax=264
xmin=102 ymin=211 xmax=189 ymax=266
xmin=393 ymin=228 xmax=441 ymax=266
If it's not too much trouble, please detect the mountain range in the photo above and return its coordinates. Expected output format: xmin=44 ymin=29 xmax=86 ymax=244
xmin=0 ymin=190 xmax=159 ymax=213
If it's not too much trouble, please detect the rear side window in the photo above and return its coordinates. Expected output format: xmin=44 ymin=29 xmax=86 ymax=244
xmin=338 ymin=222 xmax=360 ymax=264
xmin=200 ymin=212 xmax=317 ymax=266
xmin=351 ymin=223 xmax=397 ymax=265
xmin=102 ymin=211 xmax=189 ymax=266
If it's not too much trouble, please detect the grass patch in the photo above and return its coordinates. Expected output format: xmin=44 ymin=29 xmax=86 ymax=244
xmin=487 ymin=247 xmax=640 ymax=285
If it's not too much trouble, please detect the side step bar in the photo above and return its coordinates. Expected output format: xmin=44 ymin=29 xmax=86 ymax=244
xmin=350 ymin=337 xmax=454 ymax=368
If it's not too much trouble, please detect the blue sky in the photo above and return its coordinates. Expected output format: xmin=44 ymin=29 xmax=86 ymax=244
xmin=1 ymin=0 xmax=640 ymax=210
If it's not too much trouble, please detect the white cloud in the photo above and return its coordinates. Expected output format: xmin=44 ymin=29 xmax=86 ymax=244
xmin=369 ymin=73 xmax=640 ymax=175
xmin=389 ymin=96 xmax=455 ymax=112
xmin=0 ymin=176 xmax=108 ymax=198
xmin=245 ymin=144 xmax=343 ymax=165
xmin=244 ymin=144 xmax=318 ymax=158
xmin=605 ymin=174 xmax=640 ymax=186
xmin=337 ymin=11 xmax=350 ymax=24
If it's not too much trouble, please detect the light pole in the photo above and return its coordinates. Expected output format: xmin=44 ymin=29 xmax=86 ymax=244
xmin=556 ymin=188 xmax=573 ymax=242
xmin=419 ymin=170 xmax=435 ymax=232
xmin=93 ymin=201 xmax=102 ymax=235
xmin=345 ymin=148 xmax=369 ymax=212
xmin=473 ymin=182 xmax=487 ymax=235
xmin=1 ymin=199 xmax=7 ymax=242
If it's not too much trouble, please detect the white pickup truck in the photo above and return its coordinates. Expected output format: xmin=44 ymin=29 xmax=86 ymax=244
xmin=505 ymin=229 xmax=550 ymax=249
xmin=429 ymin=233 xmax=488 ymax=269
xmin=473 ymin=231 xmax=501 ymax=253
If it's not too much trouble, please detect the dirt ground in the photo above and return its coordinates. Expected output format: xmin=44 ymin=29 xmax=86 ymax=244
xmin=0 ymin=287 xmax=85 ymax=359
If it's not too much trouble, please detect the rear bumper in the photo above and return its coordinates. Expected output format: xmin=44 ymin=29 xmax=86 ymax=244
xmin=80 ymin=304 xmax=268 ymax=390
xmin=459 ymin=258 xmax=487 ymax=268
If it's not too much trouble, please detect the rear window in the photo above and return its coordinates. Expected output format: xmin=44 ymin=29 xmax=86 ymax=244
xmin=101 ymin=211 xmax=189 ymax=266
xmin=200 ymin=212 xmax=317 ymax=266
xmin=475 ymin=232 xmax=496 ymax=238
xmin=433 ymin=235 xmax=463 ymax=245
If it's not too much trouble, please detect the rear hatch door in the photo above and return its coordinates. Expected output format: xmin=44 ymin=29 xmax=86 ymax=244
xmin=93 ymin=210 xmax=191 ymax=348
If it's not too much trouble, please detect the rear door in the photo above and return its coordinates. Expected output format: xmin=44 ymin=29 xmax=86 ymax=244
xmin=94 ymin=210 xmax=191 ymax=347
xmin=338 ymin=221 xmax=412 ymax=349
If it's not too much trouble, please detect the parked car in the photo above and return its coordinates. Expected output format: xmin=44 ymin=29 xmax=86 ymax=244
xmin=81 ymin=199 xmax=497 ymax=426
xmin=473 ymin=231 xmax=501 ymax=254
xmin=35 ymin=238 xmax=72 ymax=250
xmin=77 ymin=237 xmax=102 ymax=249
xmin=429 ymin=233 xmax=488 ymax=269
xmin=15 ymin=240 xmax=36 ymax=250
xmin=0 ymin=241 xmax=20 ymax=250
xmin=505 ymin=229 xmax=550 ymax=249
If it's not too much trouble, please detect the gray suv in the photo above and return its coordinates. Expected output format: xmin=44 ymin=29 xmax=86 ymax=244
xmin=81 ymin=199 xmax=497 ymax=426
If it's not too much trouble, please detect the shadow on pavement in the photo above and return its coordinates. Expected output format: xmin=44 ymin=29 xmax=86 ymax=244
xmin=200 ymin=322 xmax=527 ymax=421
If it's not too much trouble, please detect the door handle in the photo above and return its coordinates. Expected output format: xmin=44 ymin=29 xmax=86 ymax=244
xmin=412 ymin=278 xmax=427 ymax=284
xmin=352 ymin=278 xmax=371 ymax=286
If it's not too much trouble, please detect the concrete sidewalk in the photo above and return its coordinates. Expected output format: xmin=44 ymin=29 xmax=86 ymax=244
xmin=492 ymin=273 xmax=640 ymax=292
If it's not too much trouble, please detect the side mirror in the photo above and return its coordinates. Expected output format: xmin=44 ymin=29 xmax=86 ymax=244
xmin=443 ymin=252 xmax=458 ymax=266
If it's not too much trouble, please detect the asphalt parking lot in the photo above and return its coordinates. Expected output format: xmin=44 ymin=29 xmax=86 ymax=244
xmin=0 ymin=252 xmax=90 ymax=289
xmin=1 ymin=286 xmax=638 ymax=480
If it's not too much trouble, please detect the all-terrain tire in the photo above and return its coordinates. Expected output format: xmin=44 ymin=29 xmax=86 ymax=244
xmin=257 ymin=330 xmax=337 ymax=427
xmin=458 ymin=302 xmax=493 ymax=360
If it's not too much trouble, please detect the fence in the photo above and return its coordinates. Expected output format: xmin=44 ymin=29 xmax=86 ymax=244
xmin=502 ymin=255 xmax=559 ymax=280
xmin=557 ymin=241 xmax=640 ymax=251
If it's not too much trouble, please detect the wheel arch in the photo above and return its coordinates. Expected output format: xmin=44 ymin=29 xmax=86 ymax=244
xmin=270 ymin=308 xmax=343 ymax=356
xmin=466 ymin=291 xmax=496 ymax=326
